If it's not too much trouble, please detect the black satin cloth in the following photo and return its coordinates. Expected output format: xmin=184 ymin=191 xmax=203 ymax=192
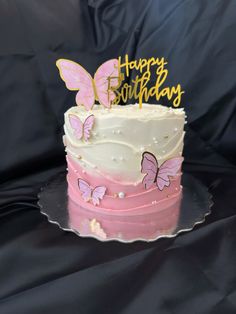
xmin=0 ymin=1 xmax=236 ymax=313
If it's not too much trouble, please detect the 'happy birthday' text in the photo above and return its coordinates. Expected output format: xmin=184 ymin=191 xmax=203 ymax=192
xmin=113 ymin=54 xmax=184 ymax=108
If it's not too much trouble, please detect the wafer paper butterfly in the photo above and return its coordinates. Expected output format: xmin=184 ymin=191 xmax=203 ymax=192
xmin=141 ymin=152 xmax=183 ymax=191
xmin=69 ymin=114 xmax=94 ymax=141
xmin=56 ymin=59 xmax=120 ymax=110
xmin=78 ymin=179 xmax=106 ymax=206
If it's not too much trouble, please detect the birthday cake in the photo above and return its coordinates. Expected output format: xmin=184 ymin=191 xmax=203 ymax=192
xmin=63 ymin=103 xmax=185 ymax=241
xmin=57 ymin=57 xmax=185 ymax=242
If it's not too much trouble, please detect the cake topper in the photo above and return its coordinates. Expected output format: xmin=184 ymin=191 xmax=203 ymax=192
xmin=69 ymin=114 xmax=94 ymax=141
xmin=115 ymin=54 xmax=184 ymax=108
xmin=56 ymin=55 xmax=184 ymax=110
xmin=141 ymin=151 xmax=183 ymax=190
xmin=56 ymin=59 xmax=120 ymax=110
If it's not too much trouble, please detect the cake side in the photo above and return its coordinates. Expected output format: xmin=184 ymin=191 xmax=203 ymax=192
xmin=64 ymin=103 xmax=185 ymax=184
xmin=64 ymin=103 xmax=185 ymax=241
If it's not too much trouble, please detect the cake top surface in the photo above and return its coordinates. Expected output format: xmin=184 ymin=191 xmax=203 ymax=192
xmin=65 ymin=103 xmax=185 ymax=120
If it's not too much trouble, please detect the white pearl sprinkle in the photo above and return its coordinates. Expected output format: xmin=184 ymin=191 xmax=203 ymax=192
xmin=140 ymin=146 xmax=145 ymax=152
xmin=118 ymin=192 xmax=125 ymax=198
xmin=117 ymin=130 xmax=121 ymax=134
xmin=153 ymin=137 xmax=156 ymax=141
xmin=93 ymin=132 xmax=97 ymax=136
xmin=162 ymin=150 xmax=166 ymax=153
xmin=119 ymin=156 xmax=124 ymax=161
xmin=174 ymin=127 xmax=178 ymax=132
xmin=112 ymin=156 xmax=116 ymax=161
xmin=82 ymin=170 xmax=86 ymax=174
xmin=154 ymin=140 xmax=158 ymax=144
xmin=175 ymin=187 xmax=178 ymax=191
xmin=152 ymin=200 xmax=157 ymax=205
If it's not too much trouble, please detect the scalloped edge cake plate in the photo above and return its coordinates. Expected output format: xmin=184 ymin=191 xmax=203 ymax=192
xmin=38 ymin=172 xmax=213 ymax=243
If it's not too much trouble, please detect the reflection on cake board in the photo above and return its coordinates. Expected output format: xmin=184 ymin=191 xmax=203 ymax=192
xmin=38 ymin=172 xmax=213 ymax=243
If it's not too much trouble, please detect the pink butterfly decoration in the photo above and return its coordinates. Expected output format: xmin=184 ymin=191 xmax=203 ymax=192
xmin=69 ymin=114 xmax=94 ymax=141
xmin=78 ymin=179 xmax=106 ymax=206
xmin=141 ymin=152 xmax=183 ymax=191
xmin=56 ymin=58 xmax=119 ymax=110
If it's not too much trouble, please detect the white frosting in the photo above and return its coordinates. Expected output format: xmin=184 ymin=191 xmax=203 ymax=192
xmin=64 ymin=103 xmax=185 ymax=184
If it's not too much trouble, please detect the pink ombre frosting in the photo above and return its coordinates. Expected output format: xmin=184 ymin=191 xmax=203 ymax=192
xmin=67 ymin=155 xmax=182 ymax=241
xmin=67 ymin=155 xmax=181 ymax=212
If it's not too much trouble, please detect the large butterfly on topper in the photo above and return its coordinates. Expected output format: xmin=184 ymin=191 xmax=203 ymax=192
xmin=56 ymin=58 xmax=121 ymax=110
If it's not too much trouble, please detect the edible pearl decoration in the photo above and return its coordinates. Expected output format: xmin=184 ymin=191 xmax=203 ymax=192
xmin=111 ymin=156 xmax=116 ymax=161
xmin=174 ymin=127 xmax=178 ymax=132
xmin=119 ymin=156 xmax=124 ymax=161
xmin=152 ymin=200 xmax=157 ymax=205
xmin=117 ymin=130 xmax=121 ymax=134
xmin=118 ymin=192 xmax=125 ymax=198
xmin=140 ymin=146 xmax=145 ymax=152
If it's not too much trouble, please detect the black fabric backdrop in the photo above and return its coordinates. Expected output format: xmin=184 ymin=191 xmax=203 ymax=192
xmin=0 ymin=1 xmax=236 ymax=313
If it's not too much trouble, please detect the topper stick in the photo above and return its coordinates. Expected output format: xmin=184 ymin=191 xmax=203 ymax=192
xmin=139 ymin=98 xmax=142 ymax=109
